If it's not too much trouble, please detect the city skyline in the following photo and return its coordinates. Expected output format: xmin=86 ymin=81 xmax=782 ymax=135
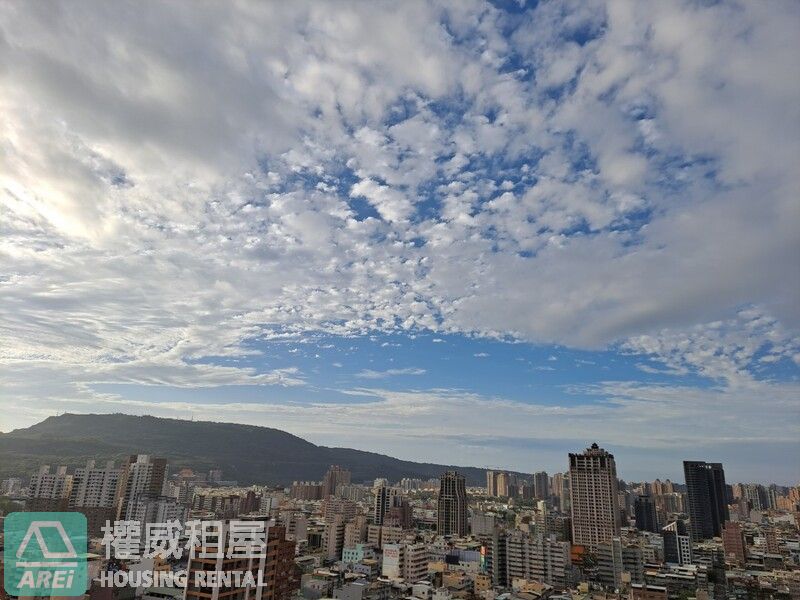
xmin=14 ymin=454 xmax=797 ymax=491
xmin=1 ymin=1 xmax=799 ymax=485
xmin=9 ymin=452 xmax=799 ymax=599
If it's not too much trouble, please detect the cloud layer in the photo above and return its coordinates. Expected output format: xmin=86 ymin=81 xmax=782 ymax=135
xmin=1 ymin=1 xmax=798 ymax=480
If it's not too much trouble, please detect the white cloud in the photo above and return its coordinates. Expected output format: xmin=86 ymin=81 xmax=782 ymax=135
xmin=355 ymin=367 xmax=426 ymax=379
xmin=623 ymin=309 xmax=800 ymax=386
xmin=0 ymin=0 xmax=797 ymax=474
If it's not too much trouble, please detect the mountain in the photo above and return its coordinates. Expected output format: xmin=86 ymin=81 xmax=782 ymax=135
xmin=0 ymin=413 xmax=498 ymax=485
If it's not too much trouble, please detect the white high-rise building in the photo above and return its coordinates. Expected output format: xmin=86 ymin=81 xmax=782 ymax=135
xmin=27 ymin=465 xmax=72 ymax=511
xmin=69 ymin=459 xmax=125 ymax=536
xmin=117 ymin=454 xmax=168 ymax=520
xmin=28 ymin=465 xmax=72 ymax=499
xmin=569 ymin=444 xmax=620 ymax=551
xmin=70 ymin=460 xmax=122 ymax=508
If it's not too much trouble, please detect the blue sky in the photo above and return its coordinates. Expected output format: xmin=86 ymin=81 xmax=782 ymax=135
xmin=0 ymin=1 xmax=798 ymax=484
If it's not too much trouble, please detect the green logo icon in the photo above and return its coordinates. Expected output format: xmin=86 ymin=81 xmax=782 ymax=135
xmin=4 ymin=512 xmax=87 ymax=596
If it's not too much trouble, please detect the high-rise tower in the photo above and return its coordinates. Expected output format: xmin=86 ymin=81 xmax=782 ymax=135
xmin=533 ymin=471 xmax=550 ymax=500
xmin=437 ymin=471 xmax=468 ymax=536
xmin=634 ymin=493 xmax=659 ymax=533
xmin=486 ymin=470 xmax=498 ymax=496
xmin=322 ymin=465 xmax=351 ymax=498
xmin=116 ymin=454 xmax=168 ymax=520
xmin=683 ymin=461 xmax=728 ymax=541
xmin=569 ymin=443 xmax=620 ymax=550
xmin=373 ymin=485 xmax=401 ymax=525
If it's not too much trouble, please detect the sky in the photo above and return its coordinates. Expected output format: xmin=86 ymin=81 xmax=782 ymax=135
xmin=0 ymin=0 xmax=798 ymax=484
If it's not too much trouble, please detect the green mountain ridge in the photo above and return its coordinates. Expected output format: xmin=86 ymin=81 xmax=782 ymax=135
xmin=0 ymin=413 xmax=500 ymax=485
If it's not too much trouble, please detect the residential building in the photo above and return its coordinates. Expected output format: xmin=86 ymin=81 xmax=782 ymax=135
xmin=596 ymin=537 xmax=643 ymax=590
xmin=184 ymin=519 xmax=267 ymax=600
xmin=382 ymin=543 xmax=403 ymax=579
xmin=662 ymin=520 xmax=692 ymax=566
xmin=192 ymin=490 xmax=244 ymax=518
xmin=478 ymin=528 xmax=507 ymax=588
xmin=569 ymin=444 xmax=620 ymax=550
xmin=183 ymin=518 xmax=299 ymax=600
xmin=127 ymin=494 xmax=188 ymax=525
xmin=486 ymin=471 xmax=498 ymax=497
xmin=324 ymin=514 xmax=347 ymax=560
xmin=471 ymin=512 xmax=497 ymax=536
xmin=117 ymin=454 xmax=168 ymax=520
xmin=551 ymin=472 xmax=569 ymax=513
xmin=763 ymin=526 xmax=780 ymax=554
xmin=321 ymin=497 xmax=358 ymax=522
xmin=722 ymin=521 xmax=746 ymax=566
xmin=683 ymin=461 xmax=728 ymax=541
xmin=280 ymin=511 xmax=308 ymax=542
xmin=496 ymin=472 xmax=510 ymax=498
xmin=27 ymin=465 xmax=72 ymax=511
xmin=341 ymin=543 xmax=376 ymax=564
xmin=344 ymin=515 xmax=368 ymax=549
xmin=372 ymin=485 xmax=401 ymax=526
xmin=290 ymin=481 xmax=322 ymax=500
xmin=533 ymin=471 xmax=549 ymax=500
xmin=437 ymin=471 xmax=468 ymax=537
xmin=403 ymin=543 xmax=429 ymax=582
xmin=322 ymin=466 xmax=351 ymax=498
xmin=741 ymin=483 xmax=767 ymax=512
xmin=338 ymin=485 xmax=368 ymax=502
xmin=505 ymin=531 xmax=571 ymax=590
xmin=385 ymin=498 xmax=413 ymax=529
xmin=634 ymin=494 xmax=659 ymax=533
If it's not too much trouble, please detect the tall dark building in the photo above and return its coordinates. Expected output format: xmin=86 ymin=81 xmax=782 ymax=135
xmin=683 ymin=461 xmax=729 ymax=541
xmin=634 ymin=493 xmax=659 ymax=533
xmin=533 ymin=471 xmax=549 ymax=500
xmin=437 ymin=471 xmax=468 ymax=536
